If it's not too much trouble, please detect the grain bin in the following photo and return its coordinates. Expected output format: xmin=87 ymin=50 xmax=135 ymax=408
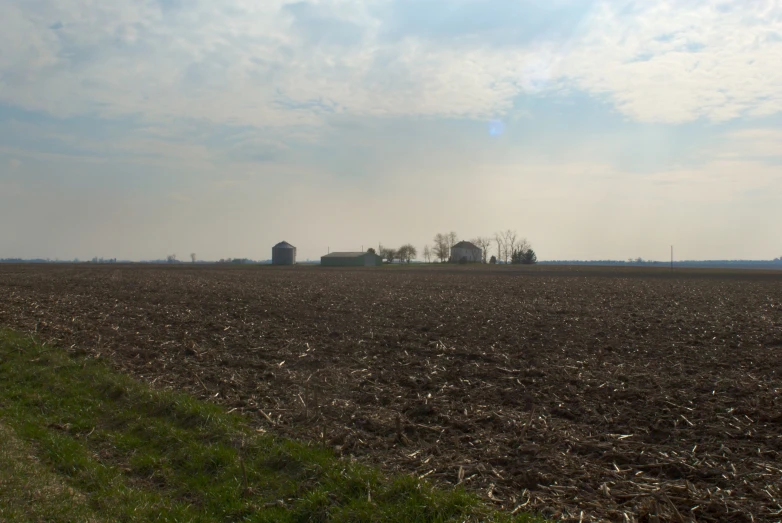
xmin=272 ymin=241 xmax=296 ymax=265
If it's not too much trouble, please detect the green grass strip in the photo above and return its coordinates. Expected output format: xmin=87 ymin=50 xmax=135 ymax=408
xmin=0 ymin=330 xmax=544 ymax=522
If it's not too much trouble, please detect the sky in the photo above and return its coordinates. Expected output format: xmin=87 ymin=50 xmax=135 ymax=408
xmin=1 ymin=0 xmax=781 ymax=262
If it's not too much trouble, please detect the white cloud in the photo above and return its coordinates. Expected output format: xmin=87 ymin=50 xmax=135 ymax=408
xmin=717 ymin=128 xmax=782 ymax=159
xmin=1 ymin=0 xmax=780 ymax=128
xmin=561 ymin=1 xmax=782 ymax=123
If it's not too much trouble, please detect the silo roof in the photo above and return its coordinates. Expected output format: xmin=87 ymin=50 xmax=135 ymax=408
xmin=273 ymin=241 xmax=295 ymax=249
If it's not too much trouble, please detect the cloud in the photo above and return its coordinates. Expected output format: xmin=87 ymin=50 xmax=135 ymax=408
xmin=561 ymin=1 xmax=782 ymax=123
xmin=1 ymin=0 xmax=782 ymax=263
xmin=1 ymin=0 xmax=780 ymax=131
xmin=376 ymin=0 xmax=596 ymax=47
xmin=717 ymin=128 xmax=782 ymax=160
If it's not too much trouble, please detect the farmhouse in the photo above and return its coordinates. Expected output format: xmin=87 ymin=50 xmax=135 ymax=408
xmin=272 ymin=241 xmax=296 ymax=265
xmin=321 ymin=252 xmax=383 ymax=267
xmin=450 ymin=240 xmax=482 ymax=263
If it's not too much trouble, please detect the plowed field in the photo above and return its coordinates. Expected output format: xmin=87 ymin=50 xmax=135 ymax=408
xmin=1 ymin=264 xmax=781 ymax=522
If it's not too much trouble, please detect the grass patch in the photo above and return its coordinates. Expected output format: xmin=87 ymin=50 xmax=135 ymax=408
xmin=0 ymin=330 xmax=544 ymax=522
xmin=0 ymin=422 xmax=102 ymax=522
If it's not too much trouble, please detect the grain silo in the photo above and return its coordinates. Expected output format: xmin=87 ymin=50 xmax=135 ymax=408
xmin=272 ymin=241 xmax=296 ymax=265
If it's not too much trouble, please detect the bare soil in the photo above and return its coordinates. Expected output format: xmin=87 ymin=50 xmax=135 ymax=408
xmin=1 ymin=264 xmax=781 ymax=522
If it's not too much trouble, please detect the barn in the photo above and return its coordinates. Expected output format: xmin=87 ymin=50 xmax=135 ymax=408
xmin=321 ymin=252 xmax=383 ymax=267
xmin=450 ymin=241 xmax=482 ymax=263
xmin=272 ymin=241 xmax=296 ymax=265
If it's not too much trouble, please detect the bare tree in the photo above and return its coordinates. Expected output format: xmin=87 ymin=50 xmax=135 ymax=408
xmin=166 ymin=254 xmax=177 ymax=264
xmin=494 ymin=233 xmax=505 ymax=264
xmin=433 ymin=234 xmax=448 ymax=262
xmin=380 ymin=247 xmax=397 ymax=264
xmin=513 ymin=237 xmax=530 ymax=262
xmin=397 ymin=244 xmax=417 ymax=263
xmin=447 ymin=231 xmax=459 ymax=260
xmin=472 ymin=237 xmax=492 ymax=263
xmin=511 ymin=238 xmax=534 ymax=264
xmin=517 ymin=237 xmax=530 ymax=254
xmin=502 ymin=230 xmax=518 ymax=264
xmin=406 ymin=244 xmax=417 ymax=263
xmin=423 ymin=245 xmax=432 ymax=263
xmin=190 ymin=253 xmax=197 ymax=263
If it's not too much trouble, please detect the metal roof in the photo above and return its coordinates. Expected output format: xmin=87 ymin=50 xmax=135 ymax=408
xmin=321 ymin=252 xmax=372 ymax=258
xmin=452 ymin=241 xmax=480 ymax=249
xmin=273 ymin=241 xmax=295 ymax=249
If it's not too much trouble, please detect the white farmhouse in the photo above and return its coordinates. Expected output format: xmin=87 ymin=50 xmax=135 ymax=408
xmin=450 ymin=240 xmax=482 ymax=263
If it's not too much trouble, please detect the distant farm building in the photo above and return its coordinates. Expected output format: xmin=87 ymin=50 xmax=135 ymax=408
xmin=451 ymin=241 xmax=482 ymax=263
xmin=321 ymin=252 xmax=383 ymax=267
xmin=272 ymin=241 xmax=296 ymax=265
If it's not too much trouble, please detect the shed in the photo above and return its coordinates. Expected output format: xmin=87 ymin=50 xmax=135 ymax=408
xmin=272 ymin=241 xmax=296 ymax=265
xmin=450 ymin=241 xmax=482 ymax=263
xmin=321 ymin=252 xmax=383 ymax=267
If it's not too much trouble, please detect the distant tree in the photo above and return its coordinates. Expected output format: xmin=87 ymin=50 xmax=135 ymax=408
xmin=504 ymin=230 xmax=517 ymax=263
xmin=447 ymin=231 xmax=457 ymax=248
xmin=497 ymin=230 xmax=520 ymax=264
xmin=381 ymin=247 xmax=397 ymax=264
xmin=510 ymin=238 xmax=532 ymax=264
xmin=398 ymin=244 xmax=417 ymax=263
xmin=190 ymin=253 xmax=197 ymax=263
xmin=490 ymin=255 xmax=497 ymax=264
xmin=167 ymin=254 xmax=177 ymax=263
xmin=367 ymin=247 xmax=376 ymax=255
xmin=472 ymin=237 xmax=492 ymax=263
xmin=494 ymin=233 xmax=505 ymax=264
xmin=446 ymin=232 xmax=458 ymax=261
xmin=512 ymin=247 xmax=537 ymax=264
xmin=516 ymin=237 xmax=530 ymax=258
xmin=433 ymin=234 xmax=449 ymax=262
xmin=423 ymin=245 xmax=432 ymax=263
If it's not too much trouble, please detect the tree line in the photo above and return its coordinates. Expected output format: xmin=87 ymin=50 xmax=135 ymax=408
xmin=425 ymin=231 xmax=536 ymax=264
xmin=371 ymin=244 xmax=418 ymax=264
xmin=375 ymin=230 xmax=536 ymax=264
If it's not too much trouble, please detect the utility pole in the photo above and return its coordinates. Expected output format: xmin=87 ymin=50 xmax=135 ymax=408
xmin=671 ymin=245 xmax=673 ymax=272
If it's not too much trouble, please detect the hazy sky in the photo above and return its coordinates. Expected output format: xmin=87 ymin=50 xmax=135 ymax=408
xmin=1 ymin=0 xmax=781 ymax=261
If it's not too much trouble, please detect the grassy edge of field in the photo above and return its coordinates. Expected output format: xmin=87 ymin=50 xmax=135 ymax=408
xmin=0 ymin=329 xmax=546 ymax=522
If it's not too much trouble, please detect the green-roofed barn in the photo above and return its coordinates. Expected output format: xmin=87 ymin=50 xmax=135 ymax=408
xmin=321 ymin=252 xmax=383 ymax=267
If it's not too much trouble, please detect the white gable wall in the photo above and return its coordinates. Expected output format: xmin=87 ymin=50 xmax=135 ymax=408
xmin=451 ymin=246 xmax=482 ymax=262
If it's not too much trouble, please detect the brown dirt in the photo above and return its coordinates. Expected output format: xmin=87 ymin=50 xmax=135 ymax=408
xmin=1 ymin=264 xmax=781 ymax=522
